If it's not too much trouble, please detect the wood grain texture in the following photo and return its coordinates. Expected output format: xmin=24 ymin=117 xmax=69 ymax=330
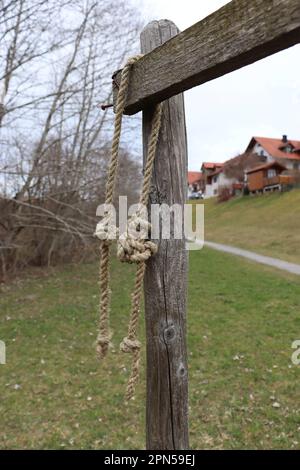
xmin=141 ymin=20 xmax=189 ymax=450
xmin=115 ymin=0 xmax=300 ymax=114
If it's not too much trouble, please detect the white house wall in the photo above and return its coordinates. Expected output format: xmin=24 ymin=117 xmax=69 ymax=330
xmin=205 ymin=184 xmax=215 ymax=198
xmin=253 ymin=143 xmax=271 ymax=159
xmin=204 ymin=173 xmax=237 ymax=198
xmin=218 ymin=173 xmax=237 ymax=187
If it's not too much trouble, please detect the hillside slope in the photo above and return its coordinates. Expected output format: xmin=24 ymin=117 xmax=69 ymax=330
xmin=201 ymin=189 xmax=300 ymax=264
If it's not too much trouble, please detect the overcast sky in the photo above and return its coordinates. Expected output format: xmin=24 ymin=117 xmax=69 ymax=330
xmin=136 ymin=0 xmax=300 ymax=170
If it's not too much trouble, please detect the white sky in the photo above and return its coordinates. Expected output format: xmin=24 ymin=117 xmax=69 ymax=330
xmin=137 ymin=0 xmax=300 ymax=170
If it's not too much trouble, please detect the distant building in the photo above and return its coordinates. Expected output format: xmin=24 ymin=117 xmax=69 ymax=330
xmin=201 ymin=155 xmax=262 ymax=198
xmin=201 ymin=162 xmax=224 ymax=198
xmin=187 ymin=171 xmax=204 ymax=198
xmin=197 ymin=135 xmax=300 ymax=199
xmin=245 ymin=161 xmax=295 ymax=193
xmin=246 ymin=135 xmax=300 ymax=171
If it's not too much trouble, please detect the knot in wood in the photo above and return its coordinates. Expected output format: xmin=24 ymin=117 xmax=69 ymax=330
xmin=177 ymin=362 xmax=187 ymax=378
xmin=163 ymin=324 xmax=176 ymax=343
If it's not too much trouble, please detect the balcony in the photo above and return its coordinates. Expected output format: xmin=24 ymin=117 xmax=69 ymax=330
xmin=263 ymin=175 xmax=296 ymax=188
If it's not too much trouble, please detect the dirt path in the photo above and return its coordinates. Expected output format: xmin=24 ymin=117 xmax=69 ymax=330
xmin=203 ymin=241 xmax=300 ymax=276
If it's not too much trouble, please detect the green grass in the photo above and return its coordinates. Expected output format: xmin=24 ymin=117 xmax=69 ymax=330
xmin=197 ymin=189 xmax=300 ymax=264
xmin=0 ymin=249 xmax=300 ymax=449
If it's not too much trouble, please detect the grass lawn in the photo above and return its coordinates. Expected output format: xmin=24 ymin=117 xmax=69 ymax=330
xmin=199 ymin=189 xmax=300 ymax=264
xmin=0 ymin=248 xmax=300 ymax=449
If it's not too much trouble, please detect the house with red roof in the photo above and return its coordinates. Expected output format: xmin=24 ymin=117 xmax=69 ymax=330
xmin=191 ymin=135 xmax=300 ymax=200
xmin=200 ymin=161 xmax=245 ymax=198
xmin=201 ymin=162 xmax=224 ymax=198
xmin=207 ymin=153 xmax=266 ymax=199
xmin=187 ymin=171 xmax=204 ymax=198
xmin=246 ymin=135 xmax=300 ymax=171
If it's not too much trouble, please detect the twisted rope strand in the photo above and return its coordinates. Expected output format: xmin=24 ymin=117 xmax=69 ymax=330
xmin=104 ymin=55 xmax=142 ymax=205
xmin=140 ymin=104 xmax=163 ymax=206
xmin=96 ymin=243 xmax=111 ymax=358
xmin=96 ymin=55 xmax=142 ymax=359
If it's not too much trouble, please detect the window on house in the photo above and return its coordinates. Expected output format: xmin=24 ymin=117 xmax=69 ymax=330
xmin=213 ymin=176 xmax=218 ymax=183
xmin=283 ymin=145 xmax=293 ymax=153
xmin=267 ymin=169 xmax=276 ymax=178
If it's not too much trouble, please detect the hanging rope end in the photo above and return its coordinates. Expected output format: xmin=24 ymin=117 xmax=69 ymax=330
xmin=120 ymin=337 xmax=141 ymax=400
xmin=96 ymin=334 xmax=110 ymax=359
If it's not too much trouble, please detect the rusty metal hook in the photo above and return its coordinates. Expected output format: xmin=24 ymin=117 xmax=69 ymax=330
xmin=100 ymin=103 xmax=113 ymax=111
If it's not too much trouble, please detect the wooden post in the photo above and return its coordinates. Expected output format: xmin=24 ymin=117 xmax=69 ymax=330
xmin=141 ymin=20 xmax=189 ymax=450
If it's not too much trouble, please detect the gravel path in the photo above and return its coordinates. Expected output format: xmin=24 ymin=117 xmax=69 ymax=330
xmin=203 ymin=241 xmax=300 ymax=276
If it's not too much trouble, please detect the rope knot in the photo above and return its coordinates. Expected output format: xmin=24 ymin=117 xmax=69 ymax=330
xmin=117 ymin=213 xmax=157 ymax=263
xmin=120 ymin=337 xmax=141 ymax=353
xmin=94 ymin=212 xmax=118 ymax=245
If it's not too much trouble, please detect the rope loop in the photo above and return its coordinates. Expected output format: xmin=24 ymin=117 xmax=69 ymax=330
xmin=96 ymin=54 xmax=162 ymax=400
xmin=96 ymin=55 xmax=142 ymax=364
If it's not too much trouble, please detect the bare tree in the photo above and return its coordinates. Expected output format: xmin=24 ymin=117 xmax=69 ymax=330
xmin=0 ymin=0 xmax=143 ymax=278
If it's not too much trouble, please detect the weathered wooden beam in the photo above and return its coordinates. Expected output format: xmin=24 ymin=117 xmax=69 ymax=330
xmin=141 ymin=21 xmax=189 ymax=450
xmin=114 ymin=0 xmax=300 ymax=115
